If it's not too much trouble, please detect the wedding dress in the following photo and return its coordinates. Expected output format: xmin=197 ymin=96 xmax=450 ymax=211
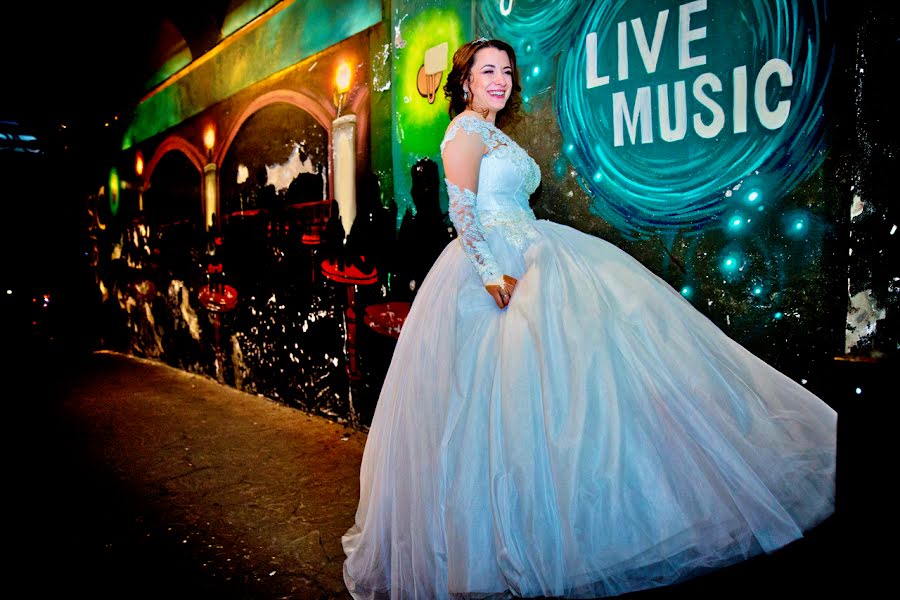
xmin=341 ymin=115 xmax=837 ymax=599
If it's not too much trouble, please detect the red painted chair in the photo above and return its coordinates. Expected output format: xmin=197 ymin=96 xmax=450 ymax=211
xmin=321 ymin=257 xmax=378 ymax=381
xmin=287 ymin=199 xmax=332 ymax=246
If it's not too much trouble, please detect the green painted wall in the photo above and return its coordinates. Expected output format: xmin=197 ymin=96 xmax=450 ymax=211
xmin=368 ymin=21 xmax=394 ymax=207
xmin=389 ymin=0 xmax=471 ymax=224
xmin=122 ymin=0 xmax=382 ymax=150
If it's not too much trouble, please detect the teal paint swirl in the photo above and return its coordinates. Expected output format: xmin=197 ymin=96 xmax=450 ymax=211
xmin=557 ymin=0 xmax=831 ymax=236
xmin=480 ymin=0 xmax=833 ymax=237
xmin=477 ymin=0 xmax=583 ymax=57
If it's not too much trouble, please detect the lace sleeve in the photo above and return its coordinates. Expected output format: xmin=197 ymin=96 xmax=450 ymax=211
xmin=445 ymin=180 xmax=502 ymax=285
xmin=441 ymin=119 xmax=503 ymax=285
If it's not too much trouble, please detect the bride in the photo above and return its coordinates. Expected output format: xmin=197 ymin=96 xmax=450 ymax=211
xmin=341 ymin=37 xmax=837 ymax=599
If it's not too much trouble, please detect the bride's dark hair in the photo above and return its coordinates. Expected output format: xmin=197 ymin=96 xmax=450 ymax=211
xmin=443 ymin=38 xmax=522 ymax=128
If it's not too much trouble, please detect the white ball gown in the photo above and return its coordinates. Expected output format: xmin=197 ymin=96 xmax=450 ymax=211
xmin=341 ymin=115 xmax=837 ymax=599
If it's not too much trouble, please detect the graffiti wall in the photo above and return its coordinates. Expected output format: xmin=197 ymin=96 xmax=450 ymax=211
xmin=92 ymin=9 xmax=392 ymax=429
xmin=82 ymin=0 xmax=895 ymax=430
xmin=466 ymin=0 xmax=894 ymax=388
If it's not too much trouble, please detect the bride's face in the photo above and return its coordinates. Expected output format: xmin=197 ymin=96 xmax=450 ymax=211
xmin=464 ymin=47 xmax=512 ymax=116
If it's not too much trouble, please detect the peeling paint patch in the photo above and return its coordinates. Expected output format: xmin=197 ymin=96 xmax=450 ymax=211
xmin=142 ymin=301 xmax=164 ymax=356
xmin=846 ymin=284 xmax=886 ymax=353
xmin=236 ymin=164 xmax=249 ymax=185
xmin=170 ymin=279 xmax=201 ymax=341
xmin=373 ymin=43 xmax=392 ymax=92
xmin=850 ymin=194 xmax=865 ymax=219
xmin=266 ymin=143 xmax=323 ymax=193
xmin=393 ymin=14 xmax=407 ymax=49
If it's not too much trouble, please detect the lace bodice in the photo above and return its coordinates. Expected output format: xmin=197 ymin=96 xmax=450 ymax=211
xmin=441 ymin=115 xmax=541 ymax=284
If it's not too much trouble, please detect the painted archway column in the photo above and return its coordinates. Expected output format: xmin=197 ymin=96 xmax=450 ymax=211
xmin=203 ymin=163 xmax=219 ymax=231
xmin=144 ymin=136 xmax=207 ymax=228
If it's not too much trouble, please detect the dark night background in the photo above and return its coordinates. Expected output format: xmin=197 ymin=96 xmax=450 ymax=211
xmin=1 ymin=2 xmax=234 ymax=355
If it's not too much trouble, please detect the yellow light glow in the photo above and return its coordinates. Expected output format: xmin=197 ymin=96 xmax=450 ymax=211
xmin=335 ymin=62 xmax=352 ymax=94
xmin=203 ymin=124 xmax=216 ymax=152
xmin=109 ymin=168 xmax=120 ymax=217
xmin=135 ymin=152 xmax=144 ymax=176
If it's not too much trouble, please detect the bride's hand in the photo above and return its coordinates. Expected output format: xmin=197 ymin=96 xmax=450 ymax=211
xmin=486 ymin=275 xmax=518 ymax=309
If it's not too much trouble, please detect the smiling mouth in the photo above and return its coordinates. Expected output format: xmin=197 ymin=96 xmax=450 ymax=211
xmin=488 ymin=90 xmax=506 ymax=98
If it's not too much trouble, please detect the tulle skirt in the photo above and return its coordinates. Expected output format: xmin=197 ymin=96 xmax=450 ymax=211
xmin=342 ymin=220 xmax=836 ymax=599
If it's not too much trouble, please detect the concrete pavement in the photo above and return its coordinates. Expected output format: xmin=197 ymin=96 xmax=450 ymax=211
xmin=11 ymin=349 xmax=366 ymax=599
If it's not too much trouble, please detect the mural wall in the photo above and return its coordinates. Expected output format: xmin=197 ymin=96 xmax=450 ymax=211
xmin=387 ymin=0 xmax=895 ymax=394
xmin=92 ymin=4 xmax=393 ymax=429
xmin=81 ymin=0 xmax=896 ymax=431
xmin=471 ymin=0 xmax=847 ymax=387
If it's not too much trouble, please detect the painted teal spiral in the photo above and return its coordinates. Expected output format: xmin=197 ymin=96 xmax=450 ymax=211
xmin=552 ymin=0 xmax=831 ymax=237
xmin=477 ymin=0 xmax=584 ymax=57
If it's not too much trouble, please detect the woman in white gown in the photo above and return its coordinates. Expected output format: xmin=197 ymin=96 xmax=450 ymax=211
xmin=342 ymin=38 xmax=837 ymax=599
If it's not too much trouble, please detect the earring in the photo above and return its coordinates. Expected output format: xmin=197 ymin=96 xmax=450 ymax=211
xmin=463 ymin=89 xmax=469 ymax=101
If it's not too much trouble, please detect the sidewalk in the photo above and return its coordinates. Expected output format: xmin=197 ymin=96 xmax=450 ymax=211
xmin=8 ymin=347 xmax=883 ymax=599
xmin=12 ymin=349 xmax=366 ymax=599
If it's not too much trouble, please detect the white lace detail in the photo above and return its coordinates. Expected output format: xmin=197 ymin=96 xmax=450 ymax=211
xmin=445 ymin=180 xmax=502 ymax=284
xmin=480 ymin=209 xmax=539 ymax=251
xmin=440 ymin=116 xmax=497 ymax=155
xmin=441 ymin=115 xmax=543 ymax=282
xmin=441 ymin=117 xmax=541 ymax=198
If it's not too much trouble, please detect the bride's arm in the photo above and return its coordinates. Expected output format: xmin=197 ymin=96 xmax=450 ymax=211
xmin=441 ymin=128 xmax=516 ymax=308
